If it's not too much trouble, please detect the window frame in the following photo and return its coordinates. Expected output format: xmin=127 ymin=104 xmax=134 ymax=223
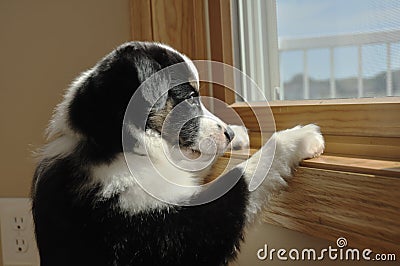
xmin=226 ymin=1 xmax=400 ymax=254
xmin=130 ymin=0 xmax=400 ymax=254
xmin=216 ymin=0 xmax=400 ymax=160
xmin=129 ymin=0 xmax=400 ymax=158
xmin=231 ymin=0 xmax=280 ymax=101
xmin=233 ymin=0 xmax=400 ymax=101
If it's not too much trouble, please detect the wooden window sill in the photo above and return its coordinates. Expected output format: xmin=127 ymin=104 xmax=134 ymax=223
xmin=301 ymin=154 xmax=400 ymax=178
xmin=210 ymin=151 xmax=400 ymax=255
xmin=223 ymin=150 xmax=400 ymax=178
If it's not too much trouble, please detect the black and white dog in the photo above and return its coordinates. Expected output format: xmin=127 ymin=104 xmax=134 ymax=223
xmin=32 ymin=42 xmax=324 ymax=266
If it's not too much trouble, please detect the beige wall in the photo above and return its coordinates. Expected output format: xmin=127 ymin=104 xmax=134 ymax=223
xmin=0 ymin=0 xmax=131 ymax=198
xmin=0 ymin=0 xmax=131 ymax=264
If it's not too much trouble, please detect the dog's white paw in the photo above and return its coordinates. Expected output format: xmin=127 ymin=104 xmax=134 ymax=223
xmin=297 ymin=124 xmax=325 ymax=159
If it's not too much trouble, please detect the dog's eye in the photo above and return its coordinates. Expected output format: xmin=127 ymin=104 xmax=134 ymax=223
xmin=187 ymin=92 xmax=200 ymax=106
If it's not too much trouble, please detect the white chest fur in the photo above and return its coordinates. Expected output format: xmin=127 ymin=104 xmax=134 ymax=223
xmin=90 ymin=136 xmax=203 ymax=214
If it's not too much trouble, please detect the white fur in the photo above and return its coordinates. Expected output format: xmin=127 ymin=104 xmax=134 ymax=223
xmin=38 ymin=135 xmax=78 ymax=160
xmin=241 ymin=124 xmax=324 ymax=223
xmin=91 ymin=127 xmax=202 ymax=214
xmin=47 ymin=68 xmax=95 ymax=139
xmin=196 ymin=103 xmax=230 ymax=155
xmin=33 ymin=135 xmax=80 ymax=198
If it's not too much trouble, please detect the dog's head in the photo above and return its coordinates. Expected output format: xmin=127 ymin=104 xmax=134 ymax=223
xmin=48 ymin=42 xmax=234 ymax=162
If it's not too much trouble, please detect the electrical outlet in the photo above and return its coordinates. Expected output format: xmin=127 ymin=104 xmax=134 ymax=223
xmin=15 ymin=238 xmax=29 ymax=253
xmin=12 ymin=216 xmax=26 ymax=231
xmin=0 ymin=198 xmax=40 ymax=266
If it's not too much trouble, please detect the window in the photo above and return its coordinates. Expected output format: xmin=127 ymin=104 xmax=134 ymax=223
xmin=232 ymin=0 xmax=400 ymax=101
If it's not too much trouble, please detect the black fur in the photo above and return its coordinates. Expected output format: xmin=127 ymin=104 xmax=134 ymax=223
xmin=33 ymin=154 xmax=248 ymax=266
xmin=32 ymin=42 xmax=249 ymax=266
xmin=67 ymin=42 xmax=202 ymax=162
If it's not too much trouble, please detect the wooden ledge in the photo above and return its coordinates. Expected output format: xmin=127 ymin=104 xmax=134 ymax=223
xmin=224 ymin=150 xmax=400 ymax=178
xmin=301 ymin=155 xmax=400 ymax=178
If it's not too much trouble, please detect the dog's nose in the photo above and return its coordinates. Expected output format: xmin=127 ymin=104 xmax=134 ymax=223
xmin=224 ymin=126 xmax=235 ymax=142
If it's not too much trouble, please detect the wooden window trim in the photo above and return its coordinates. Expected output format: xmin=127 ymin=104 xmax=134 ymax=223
xmin=207 ymin=0 xmax=236 ymax=104
xmin=230 ymin=97 xmax=400 ymax=161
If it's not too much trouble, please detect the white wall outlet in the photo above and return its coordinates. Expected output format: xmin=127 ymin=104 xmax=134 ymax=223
xmin=0 ymin=198 xmax=40 ymax=266
xmin=15 ymin=238 xmax=29 ymax=253
xmin=12 ymin=216 xmax=27 ymax=231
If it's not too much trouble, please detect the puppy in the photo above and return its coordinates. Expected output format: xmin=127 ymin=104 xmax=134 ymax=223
xmin=32 ymin=42 xmax=324 ymax=266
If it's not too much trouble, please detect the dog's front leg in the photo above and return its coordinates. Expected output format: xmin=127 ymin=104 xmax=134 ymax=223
xmin=238 ymin=124 xmax=324 ymax=223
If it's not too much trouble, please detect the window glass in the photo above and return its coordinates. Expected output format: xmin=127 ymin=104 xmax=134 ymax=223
xmin=277 ymin=0 xmax=400 ymax=99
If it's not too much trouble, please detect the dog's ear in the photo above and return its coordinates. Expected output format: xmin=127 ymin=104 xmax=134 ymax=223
xmin=133 ymin=51 xmax=169 ymax=112
xmin=65 ymin=44 xmax=170 ymax=147
xmin=122 ymin=47 xmax=170 ymax=131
